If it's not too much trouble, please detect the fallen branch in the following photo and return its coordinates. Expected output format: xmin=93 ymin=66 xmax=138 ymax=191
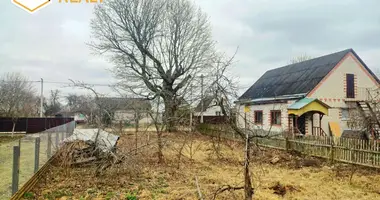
xmin=212 ymin=185 xmax=246 ymax=200
xmin=195 ymin=176 xmax=204 ymax=200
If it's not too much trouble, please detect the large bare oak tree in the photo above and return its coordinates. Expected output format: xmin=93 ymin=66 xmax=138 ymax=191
xmin=90 ymin=0 xmax=216 ymax=131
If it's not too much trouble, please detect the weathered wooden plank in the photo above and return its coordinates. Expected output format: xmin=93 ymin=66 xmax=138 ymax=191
xmin=255 ymin=136 xmax=380 ymax=168
xmin=360 ymin=140 xmax=366 ymax=163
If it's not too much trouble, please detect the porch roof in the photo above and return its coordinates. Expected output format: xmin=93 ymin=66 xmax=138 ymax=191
xmin=288 ymin=98 xmax=330 ymax=116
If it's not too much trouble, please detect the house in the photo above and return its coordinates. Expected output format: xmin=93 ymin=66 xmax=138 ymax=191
xmin=55 ymin=111 xmax=87 ymax=124
xmin=236 ymin=48 xmax=380 ymax=137
xmin=193 ymin=95 xmax=228 ymax=124
xmin=194 ymin=96 xmax=223 ymax=117
xmin=97 ymin=97 xmax=152 ymax=125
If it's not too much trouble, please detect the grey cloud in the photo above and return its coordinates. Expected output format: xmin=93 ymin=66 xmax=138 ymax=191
xmin=197 ymin=0 xmax=380 ymax=93
xmin=1 ymin=0 xmax=380 ymax=99
xmin=245 ymin=0 xmax=380 ymax=51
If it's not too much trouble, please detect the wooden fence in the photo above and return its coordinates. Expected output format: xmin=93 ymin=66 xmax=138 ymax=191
xmin=257 ymin=136 xmax=380 ymax=168
xmin=197 ymin=126 xmax=380 ymax=169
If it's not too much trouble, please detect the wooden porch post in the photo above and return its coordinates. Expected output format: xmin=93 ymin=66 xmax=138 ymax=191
xmin=295 ymin=115 xmax=298 ymax=135
xmin=311 ymin=113 xmax=314 ymax=136
xmin=319 ymin=114 xmax=323 ymax=136
xmin=288 ymin=115 xmax=290 ymax=133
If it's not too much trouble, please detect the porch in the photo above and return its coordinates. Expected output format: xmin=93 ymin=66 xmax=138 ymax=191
xmin=287 ymin=98 xmax=331 ymax=136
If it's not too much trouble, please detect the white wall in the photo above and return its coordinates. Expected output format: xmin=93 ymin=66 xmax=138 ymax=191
xmin=236 ymin=101 xmax=294 ymax=133
xmin=194 ymin=99 xmax=223 ymax=116
xmin=113 ymin=110 xmax=153 ymax=125
xmin=308 ymin=53 xmax=379 ymax=134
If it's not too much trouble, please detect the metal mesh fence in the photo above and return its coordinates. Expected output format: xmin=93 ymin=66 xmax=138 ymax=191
xmin=0 ymin=121 xmax=75 ymax=200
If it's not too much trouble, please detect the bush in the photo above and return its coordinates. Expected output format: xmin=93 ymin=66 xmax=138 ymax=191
xmin=125 ymin=190 xmax=138 ymax=200
xmin=195 ymin=123 xmax=213 ymax=134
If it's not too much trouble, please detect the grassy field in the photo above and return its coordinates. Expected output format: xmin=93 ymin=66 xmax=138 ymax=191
xmin=0 ymin=133 xmax=62 ymax=200
xmin=27 ymin=131 xmax=380 ymax=200
xmin=0 ymin=135 xmax=24 ymax=144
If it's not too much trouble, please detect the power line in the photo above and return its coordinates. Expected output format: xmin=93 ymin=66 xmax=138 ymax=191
xmin=0 ymin=80 xmax=113 ymax=86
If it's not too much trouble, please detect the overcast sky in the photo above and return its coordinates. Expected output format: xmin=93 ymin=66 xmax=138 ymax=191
xmin=1 ymin=0 xmax=380 ymax=101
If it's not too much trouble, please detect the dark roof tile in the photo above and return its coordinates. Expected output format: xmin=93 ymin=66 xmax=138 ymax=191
xmin=239 ymin=49 xmax=379 ymax=100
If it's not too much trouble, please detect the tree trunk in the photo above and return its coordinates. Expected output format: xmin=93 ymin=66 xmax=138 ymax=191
xmin=244 ymin=136 xmax=254 ymax=200
xmin=157 ymin=131 xmax=164 ymax=163
xmin=163 ymin=98 xmax=177 ymax=132
xmin=12 ymin=121 xmax=16 ymax=138
xmin=135 ymin=130 xmax=138 ymax=155
xmin=135 ymin=113 xmax=139 ymax=133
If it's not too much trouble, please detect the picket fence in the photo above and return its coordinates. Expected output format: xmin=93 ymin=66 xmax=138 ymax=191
xmin=257 ymin=136 xmax=380 ymax=168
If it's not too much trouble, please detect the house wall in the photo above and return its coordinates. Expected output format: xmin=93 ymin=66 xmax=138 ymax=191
xmin=74 ymin=113 xmax=86 ymax=122
xmin=194 ymin=99 xmax=223 ymax=116
xmin=113 ymin=110 xmax=152 ymax=125
xmin=194 ymin=106 xmax=223 ymax=116
xmin=307 ymin=53 xmax=379 ymax=135
xmin=237 ymin=101 xmax=295 ymax=133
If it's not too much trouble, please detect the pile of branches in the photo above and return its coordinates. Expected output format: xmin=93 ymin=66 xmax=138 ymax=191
xmin=54 ymin=140 xmax=120 ymax=175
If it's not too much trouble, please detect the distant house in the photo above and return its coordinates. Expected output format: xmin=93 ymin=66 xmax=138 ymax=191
xmin=194 ymin=96 xmax=223 ymax=117
xmin=236 ymin=48 xmax=380 ymax=137
xmin=98 ymin=97 xmax=152 ymax=125
xmin=55 ymin=111 xmax=87 ymax=124
xmin=192 ymin=95 xmax=228 ymax=124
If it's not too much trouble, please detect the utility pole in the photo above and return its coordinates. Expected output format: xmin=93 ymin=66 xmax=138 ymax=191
xmin=40 ymin=78 xmax=43 ymax=117
xmin=200 ymin=74 xmax=204 ymax=123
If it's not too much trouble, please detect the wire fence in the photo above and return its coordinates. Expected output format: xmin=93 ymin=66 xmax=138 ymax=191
xmin=0 ymin=121 xmax=75 ymax=200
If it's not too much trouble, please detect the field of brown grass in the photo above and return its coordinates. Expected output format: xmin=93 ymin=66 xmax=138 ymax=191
xmin=27 ymin=132 xmax=380 ymax=200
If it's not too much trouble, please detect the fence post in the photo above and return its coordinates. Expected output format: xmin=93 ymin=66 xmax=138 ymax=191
xmin=285 ymin=135 xmax=289 ymax=152
xmin=61 ymin=130 xmax=64 ymax=141
xmin=25 ymin=118 xmax=28 ymax=133
xmin=47 ymin=132 xmax=52 ymax=159
xmin=330 ymin=136 xmax=335 ymax=164
xmin=34 ymin=137 xmax=40 ymax=173
xmin=12 ymin=146 xmax=20 ymax=195
xmin=55 ymin=132 xmax=59 ymax=150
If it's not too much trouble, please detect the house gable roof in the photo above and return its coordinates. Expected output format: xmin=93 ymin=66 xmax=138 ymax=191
xmin=239 ymin=49 xmax=380 ymax=101
xmin=98 ymin=97 xmax=152 ymax=111
xmin=194 ymin=96 xmax=215 ymax=112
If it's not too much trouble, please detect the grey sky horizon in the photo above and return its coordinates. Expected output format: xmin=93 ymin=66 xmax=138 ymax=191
xmin=1 ymin=0 xmax=379 ymax=101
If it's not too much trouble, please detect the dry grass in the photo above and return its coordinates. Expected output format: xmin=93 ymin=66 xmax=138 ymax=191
xmin=0 ymin=135 xmax=24 ymax=144
xmin=27 ymin=132 xmax=380 ymax=200
xmin=0 ymin=133 xmax=61 ymax=200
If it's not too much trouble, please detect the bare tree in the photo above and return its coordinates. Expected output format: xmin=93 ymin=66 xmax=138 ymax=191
xmin=206 ymin=53 xmax=280 ymax=200
xmin=66 ymin=94 xmax=93 ymax=112
xmin=90 ymin=0 xmax=216 ymax=131
xmin=147 ymin=95 xmax=166 ymax=163
xmin=69 ymin=81 xmax=112 ymax=132
xmin=0 ymin=72 xmax=36 ymax=136
xmin=289 ymin=54 xmax=313 ymax=64
xmin=66 ymin=94 xmax=95 ymax=124
xmin=44 ymin=89 xmax=62 ymax=116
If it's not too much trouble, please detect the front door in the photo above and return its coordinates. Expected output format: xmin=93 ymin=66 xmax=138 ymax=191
xmin=297 ymin=115 xmax=306 ymax=135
